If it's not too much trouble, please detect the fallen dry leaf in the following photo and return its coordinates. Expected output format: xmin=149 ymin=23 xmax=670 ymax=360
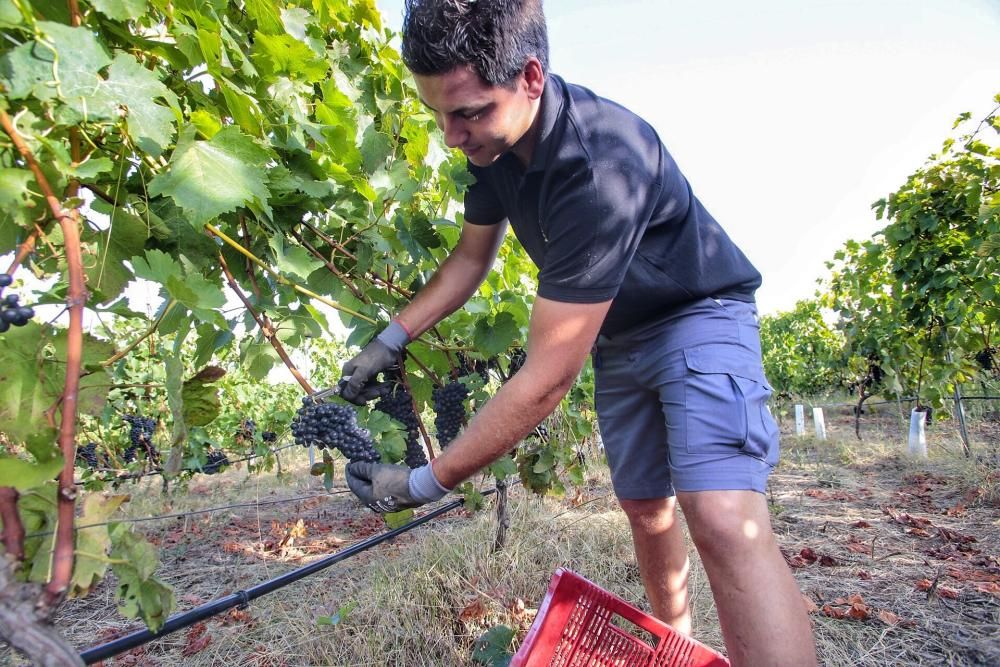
xmin=799 ymin=547 xmax=819 ymax=564
xmin=852 ymin=520 xmax=872 ymax=529
xmin=802 ymin=595 xmax=819 ymax=614
xmin=938 ymin=527 xmax=976 ymax=544
xmin=459 ymin=597 xmax=489 ymax=624
xmin=937 ymin=586 xmax=960 ymax=599
xmin=857 ymin=570 xmax=872 ymax=580
xmin=878 ymin=609 xmax=900 ymax=625
xmin=821 ymin=604 xmax=847 ymax=620
xmin=915 ymin=578 xmax=933 ymax=591
xmin=974 ymin=582 xmax=1000 ymax=596
xmin=819 ymin=555 xmax=839 ymax=567
xmin=181 ymin=623 xmax=212 ymax=657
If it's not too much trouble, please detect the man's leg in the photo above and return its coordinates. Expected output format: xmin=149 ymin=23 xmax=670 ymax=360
xmin=677 ymin=489 xmax=817 ymax=667
xmin=618 ymin=496 xmax=691 ymax=633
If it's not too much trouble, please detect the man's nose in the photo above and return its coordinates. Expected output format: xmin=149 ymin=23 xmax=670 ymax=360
xmin=440 ymin=117 xmax=467 ymax=148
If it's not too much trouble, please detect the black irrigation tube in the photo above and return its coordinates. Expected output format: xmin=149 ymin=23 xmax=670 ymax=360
xmin=78 ymin=489 xmax=496 ymax=665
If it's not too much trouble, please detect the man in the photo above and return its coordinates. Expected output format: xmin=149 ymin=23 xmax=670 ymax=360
xmin=341 ymin=1 xmax=817 ymax=664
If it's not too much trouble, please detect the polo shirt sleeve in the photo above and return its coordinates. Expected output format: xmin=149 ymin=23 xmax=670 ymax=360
xmin=463 ymin=163 xmax=506 ymax=225
xmin=536 ymin=155 xmax=663 ymax=303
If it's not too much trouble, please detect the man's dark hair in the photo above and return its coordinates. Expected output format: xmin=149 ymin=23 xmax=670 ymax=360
xmin=401 ymin=0 xmax=549 ymax=87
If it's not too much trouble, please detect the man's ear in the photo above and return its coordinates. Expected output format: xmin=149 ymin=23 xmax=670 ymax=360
xmin=523 ymin=57 xmax=545 ymax=100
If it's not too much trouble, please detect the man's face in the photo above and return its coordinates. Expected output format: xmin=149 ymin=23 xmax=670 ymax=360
xmin=414 ymin=65 xmax=539 ymax=167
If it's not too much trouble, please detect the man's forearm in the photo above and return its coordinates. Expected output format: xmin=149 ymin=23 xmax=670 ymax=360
xmin=395 ymin=250 xmax=492 ymax=338
xmin=429 ymin=365 xmax=575 ymax=488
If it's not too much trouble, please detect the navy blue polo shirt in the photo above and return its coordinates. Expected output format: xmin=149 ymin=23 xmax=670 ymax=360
xmin=463 ymin=74 xmax=762 ymax=337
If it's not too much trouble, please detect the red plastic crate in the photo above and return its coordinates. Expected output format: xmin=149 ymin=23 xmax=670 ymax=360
xmin=511 ymin=568 xmax=730 ymax=667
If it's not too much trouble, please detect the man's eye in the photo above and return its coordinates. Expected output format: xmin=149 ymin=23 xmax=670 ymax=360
xmin=464 ymin=111 xmax=483 ymax=121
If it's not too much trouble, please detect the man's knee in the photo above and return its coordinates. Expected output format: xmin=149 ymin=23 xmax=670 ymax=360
xmin=619 ymin=496 xmax=676 ymax=532
xmin=677 ymin=490 xmax=773 ymax=563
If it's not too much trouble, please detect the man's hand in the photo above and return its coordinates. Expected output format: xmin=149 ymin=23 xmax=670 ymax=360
xmin=340 ymin=321 xmax=410 ymax=405
xmin=345 ymin=461 xmax=449 ymax=513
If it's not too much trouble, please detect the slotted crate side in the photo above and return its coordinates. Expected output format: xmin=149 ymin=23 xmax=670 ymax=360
xmin=511 ymin=569 xmax=730 ymax=667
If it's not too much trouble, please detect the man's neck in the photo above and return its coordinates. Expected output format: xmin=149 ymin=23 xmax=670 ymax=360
xmin=509 ymin=94 xmax=544 ymax=168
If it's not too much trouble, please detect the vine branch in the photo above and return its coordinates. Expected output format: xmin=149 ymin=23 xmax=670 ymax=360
xmin=205 ymin=223 xmax=377 ymax=324
xmin=1 ymin=108 xmax=87 ymax=613
xmin=218 ymin=252 xmax=314 ymax=394
xmin=0 ymin=489 xmax=24 ymax=562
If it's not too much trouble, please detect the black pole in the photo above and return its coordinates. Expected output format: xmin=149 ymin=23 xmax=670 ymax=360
xmin=79 ymin=495 xmax=482 ymax=664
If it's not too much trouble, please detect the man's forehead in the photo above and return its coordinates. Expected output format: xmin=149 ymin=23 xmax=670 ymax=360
xmin=414 ymin=67 xmax=500 ymax=111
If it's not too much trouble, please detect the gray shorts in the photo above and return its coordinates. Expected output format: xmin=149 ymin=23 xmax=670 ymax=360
xmin=593 ymin=298 xmax=779 ymax=499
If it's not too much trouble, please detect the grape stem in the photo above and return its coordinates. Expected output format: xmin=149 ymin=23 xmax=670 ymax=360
xmin=398 ymin=357 xmax=435 ymax=461
xmin=218 ymin=252 xmax=315 ymax=394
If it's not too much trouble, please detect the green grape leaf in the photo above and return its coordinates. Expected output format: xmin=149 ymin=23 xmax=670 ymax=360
xmin=35 ymin=21 xmax=112 ymax=106
xmin=0 ymin=167 xmax=37 ymax=230
xmin=83 ymin=205 xmax=151 ymax=301
xmin=163 ymin=354 xmax=188 ymax=476
xmin=251 ymin=32 xmax=329 ymax=82
xmin=149 ymin=126 xmax=271 ymax=225
xmin=98 ymin=54 xmax=179 ymax=155
xmin=132 ymin=249 xmax=226 ymax=324
xmin=473 ymin=312 xmax=519 ymax=357
xmin=89 ymin=0 xmax=147 ymax=21
xmin=71 ymin=494 xmax=129 ymax=598
xmin=268 ymin=235 xmax=323 ymax=280
xmin=110 ymin=524 xmax=175 ymax=632
xmin=181 ymin=366 xmax=223 ymax=426
xmin=0 ymin=455 xmax=64 ymax=491
xmin=0 ymin=40 xmax=55 ymax=100
xmin=383 ymin=509 xmax=414 ymax=530
xmin=244 ymin=0 xmax=284 ymax=34
xmin=471 ymin=625 xmax=515 ymax=667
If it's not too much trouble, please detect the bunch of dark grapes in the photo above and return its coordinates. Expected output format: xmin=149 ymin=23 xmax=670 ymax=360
xmin=262 ymin=431 xmax=277 ymax=443
xmin=432 ymin=380 xmax=469 ymax=447
xmin=0 ymin=276 xmax=34 ymax=334
xmin=123 ymin=415 xmax=158 ymax=463
xmin=527 ymin=423 xmax=549 ymax=441
xmin=235 ymin=418 xmax=256 ymax=443
xmin=76 ymin=442 xmax=102 ymax=469
xmin=374 ymin=384 xmax=427 ymax=468
xmin=202 ymin=449 xmax=230 ymax=475
xmin=457 ymin=353 xmax=490 ymax=384
xmin=290 ymin=398 xmax=379 ymax=462
xmin=975 ymin=347 xmax=996 ymax=373
xmin=508 ymin=348 xmax=527 ymax=377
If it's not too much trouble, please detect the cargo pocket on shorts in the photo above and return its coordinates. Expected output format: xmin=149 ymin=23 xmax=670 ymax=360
xmin=682 ymin=343 xmax=779 ymax=463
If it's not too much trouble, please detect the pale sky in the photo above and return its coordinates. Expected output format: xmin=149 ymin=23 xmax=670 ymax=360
xmin=376 ymin=0 xmax=1000 ymax=314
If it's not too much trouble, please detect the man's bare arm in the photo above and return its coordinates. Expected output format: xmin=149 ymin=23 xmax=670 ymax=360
xmin=395 ymin=221 xmax=507 ymax=338
xmin=430 ymin=295 xmax=612 ymax=488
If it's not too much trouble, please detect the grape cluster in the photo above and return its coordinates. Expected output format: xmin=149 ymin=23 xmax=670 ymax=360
xmin=374 ymin=384 xmax=427 ymax=468
xmin=235 ymin=418 xmax=256 ymax=442
xmin=123 ymin=415 xmax=158 ymax=463
xmin=458 ymin=353 xmax=491 ymax=384
xmin=202 ymin=449 xmax=230 ymax=475
xmin=0 ymin=276 xmax=34 ymax=334
xmin=528 ymin=423 xmax=550 ymax=441
xmin=291 ymin=398 xmax=379 ymax=462
xmin=432 ymin=380 xmax=469 ymax=447
xmin=76 ymin=442 xmax=105 ymax=469
xmin=976 ymin=347 xmax=996 ymax=373
xmin=262 ymin=431 xmax=277 ymax=443
xmin=508 ymin=348 xmax=527 ymax=377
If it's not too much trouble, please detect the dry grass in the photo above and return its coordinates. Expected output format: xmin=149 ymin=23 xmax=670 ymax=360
xmin=1 ymin=407 xmax=998 ymax=666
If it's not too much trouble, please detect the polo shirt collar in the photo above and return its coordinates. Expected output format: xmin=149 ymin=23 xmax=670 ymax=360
xmin=523 ymin=73 xmax=565 ymax=174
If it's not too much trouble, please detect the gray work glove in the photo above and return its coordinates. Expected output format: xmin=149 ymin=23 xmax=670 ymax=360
xmin=346 ymin=461 xmax=450 ymax=513
xmin=340 ymin=321 xmax=410 ymax=405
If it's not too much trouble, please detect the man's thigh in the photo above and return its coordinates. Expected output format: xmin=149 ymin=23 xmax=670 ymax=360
xmin=597 ymin=298 xmax=779 ymax=496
